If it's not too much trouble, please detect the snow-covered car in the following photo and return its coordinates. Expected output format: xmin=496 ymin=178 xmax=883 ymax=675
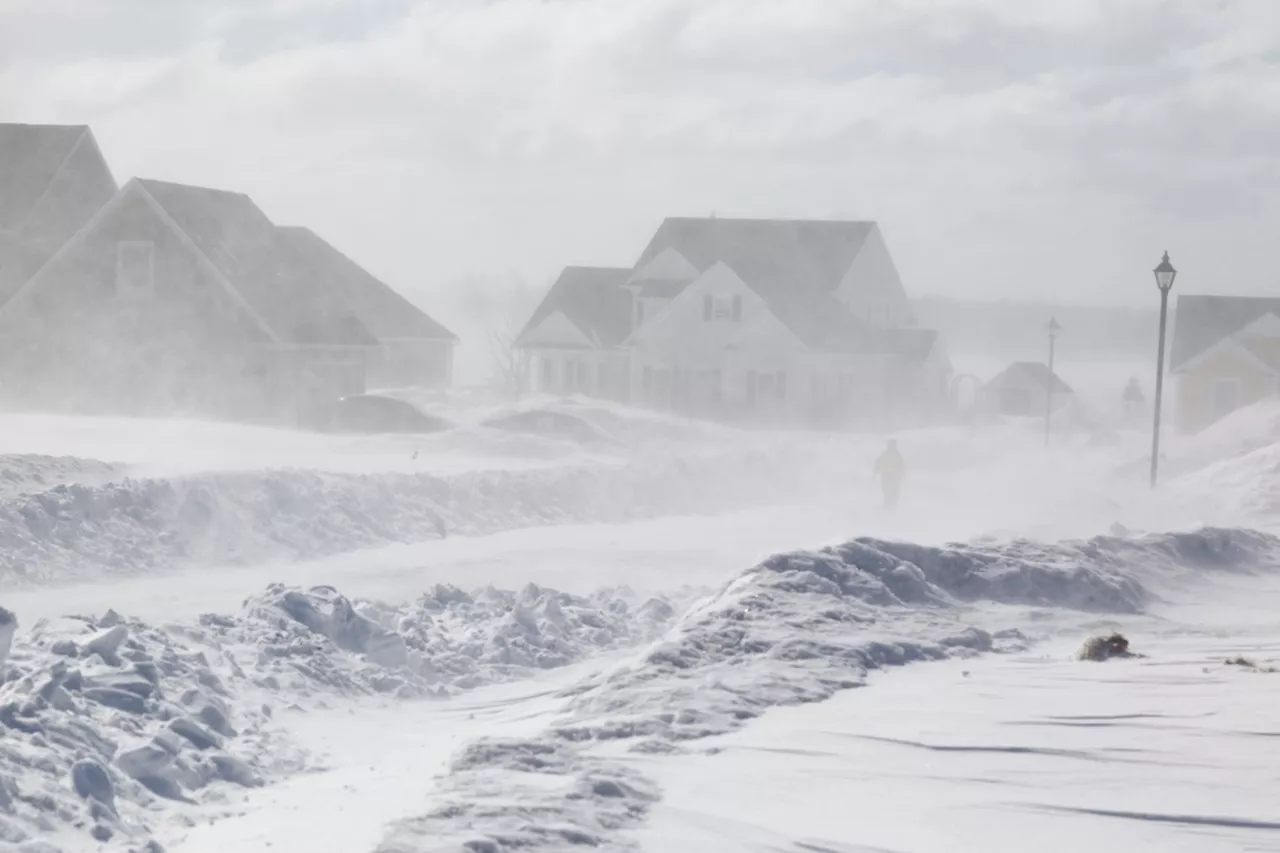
xmin=480 ymin=408 xmax=606 ymax=443
xmin=307 ymin=394 xmax=452 ymax=434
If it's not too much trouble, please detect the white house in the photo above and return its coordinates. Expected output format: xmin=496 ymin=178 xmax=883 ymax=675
xmin=516 ymin=217 xmax=952 ymax=426
xmin=981 ymin=362 xmax=1073 ymax=417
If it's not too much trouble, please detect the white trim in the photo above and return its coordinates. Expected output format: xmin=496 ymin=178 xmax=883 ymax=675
xmin=1172 ymin=334 xmax=1276 ymax=376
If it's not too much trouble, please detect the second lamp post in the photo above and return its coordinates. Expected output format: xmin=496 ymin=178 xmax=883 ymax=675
xmin=1045 ymin=316 xmax=1061 ymax=447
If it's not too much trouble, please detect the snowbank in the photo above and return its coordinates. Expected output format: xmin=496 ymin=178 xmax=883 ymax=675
xmin=384 ymin=526 xmax=1280 ymax=852
xmin=0 ymin=582 xmax=675 ymax=852
xmin=0 ymin=440 xmax=841 ymax=586
xmin=0 ymin=454 xmax=121 ymax=501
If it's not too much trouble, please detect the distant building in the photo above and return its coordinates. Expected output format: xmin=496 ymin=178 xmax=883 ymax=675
xmin=1169 ymin=295 xmax=1280 ymax=432
xmin=516 ymin=218 xmax=952 ymax=426
xmin=0 ymin=122 xmax=456 ymax=421
xmin=981 ymin=362 xmax=1073 ymax=417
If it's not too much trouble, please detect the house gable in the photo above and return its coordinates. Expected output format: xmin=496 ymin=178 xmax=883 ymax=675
xmin=0 ymin=180 xmax=279 ymax=343
xmin=520 ymin=309 xmax=595 ymax=348
xmin=517 ymin=266 xmax=632 ymax=350
xmin=1232 ymin=312 xmax=1280 ymax=341
xmin=1173 ymin=334 xmax=1276 ymax=377
xmin=626 ymin=262 xmax=808 ymax=361
xmin=626 ymin=247 xmax=698 ymax=286
xmin=835 ymin=224 xmax=915 ymax=327
xmin=1170 ymin=294 xmax=1280 ymax=371
xmin=0 ymin=181 xmax=272 ymax=349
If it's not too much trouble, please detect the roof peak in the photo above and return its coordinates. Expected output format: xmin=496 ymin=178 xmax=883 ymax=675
xmin=134 ymin=177 xmax=252 ymax=200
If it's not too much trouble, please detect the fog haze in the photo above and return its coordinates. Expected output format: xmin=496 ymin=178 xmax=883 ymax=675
xmin=3 ymin=0 xmax=1278 ymax=336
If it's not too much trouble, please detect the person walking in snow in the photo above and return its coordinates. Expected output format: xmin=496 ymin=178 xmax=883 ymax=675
xmin=873 ymin=439 xmax=906 ymax=510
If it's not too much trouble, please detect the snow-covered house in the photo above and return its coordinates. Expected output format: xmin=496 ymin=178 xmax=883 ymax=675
xmin=0 ymin=178 xmax=379 ymax=420
xmin=0 ymin=121 xmax=460 ymax=421
xmin=981 ymin=362 xmax=1073 ymax=417
xmin=276 ymin=226 xmax=458 ymax=390
xmin=1169 ymin=295 xmax=1280 ymax=432
xmin=516 ymin=217 xmax=952 ymax=425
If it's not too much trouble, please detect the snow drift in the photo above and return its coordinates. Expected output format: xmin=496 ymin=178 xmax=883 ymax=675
xmin=384 ymin=526 xmax=1280 ymax=853
xmin=0 ymin=444 xmax=829 ymax=585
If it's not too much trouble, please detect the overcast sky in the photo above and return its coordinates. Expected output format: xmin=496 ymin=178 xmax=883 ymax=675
xmin=3 ymin=0 xmax=1279 ymax=325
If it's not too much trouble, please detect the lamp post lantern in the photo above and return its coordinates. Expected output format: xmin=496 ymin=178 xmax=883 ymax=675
xmin=1045 ymin=317 xmax=1061 ymax=447
xmin=1149 ymin=251 xmax=1177 ymax=487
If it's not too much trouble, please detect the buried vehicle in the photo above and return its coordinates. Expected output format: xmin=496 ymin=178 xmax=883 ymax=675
xmin=306 ymin=394 xmax=452 ymax=434
xmin=480 ymin=408 xmax=608 ymax=443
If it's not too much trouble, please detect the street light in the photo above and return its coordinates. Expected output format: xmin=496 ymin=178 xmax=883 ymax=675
xmin=1045 ymin=317 xmax=1061 ymax=447
xmin=1149 ymin=251 xmax=1177 ymax=487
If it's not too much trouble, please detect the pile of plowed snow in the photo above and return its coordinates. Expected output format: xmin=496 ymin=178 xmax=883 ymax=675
xmin=0 ymin=582 xmax=674 ymax=852
xmin=383 ymin=527 xmax=1280 ymax=853
xmin=0 ymin=454 xmax=122 ymax=500
xmin=0 ymin=442 xmax=838 ymax=585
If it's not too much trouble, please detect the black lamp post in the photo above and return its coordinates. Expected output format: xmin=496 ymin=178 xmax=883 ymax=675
xmin=1150 ymin=251 xmax=1177 ymax=487
xmin=1045 ymin=317 xmax=1061 ymax=447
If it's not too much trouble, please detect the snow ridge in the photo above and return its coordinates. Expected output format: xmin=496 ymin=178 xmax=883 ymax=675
xmin=383 ymin=526 xmax=1280 ymax=852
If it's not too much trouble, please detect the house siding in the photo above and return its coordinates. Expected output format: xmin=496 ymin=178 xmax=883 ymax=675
xmin=1175 ymin=347 xmax=1275 ymax=433
xmin=0 ymin=188 xmax=329 ymax=420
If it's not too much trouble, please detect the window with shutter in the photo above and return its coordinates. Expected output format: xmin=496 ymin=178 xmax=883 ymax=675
xmin=731 ymin=296 xmax=742 ymax=321
xmin=703 ymin=295 xmax=713 ymax=321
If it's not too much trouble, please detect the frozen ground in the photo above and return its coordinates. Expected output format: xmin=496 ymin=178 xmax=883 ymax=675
xmin=1 ymin=395 xmax=1279 ymax=852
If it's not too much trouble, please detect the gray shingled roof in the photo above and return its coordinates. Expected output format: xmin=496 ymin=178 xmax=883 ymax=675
xmin=1169 ymin=294 xmax=1280 ymax=370
xmin=277 ymin=226 xmax=457 ymax=341
xmin=631 ymin=217 xmax=877 ymax=350
xmin=137 ymin=179 xmax=375 ymax=347
xmin=988 ymin=361 xmax=1072 ymax=394
xmin=518 ymin=266 xmax=633 ymax=348
xmin=0 ymin=124 xmax=88 ymax=232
